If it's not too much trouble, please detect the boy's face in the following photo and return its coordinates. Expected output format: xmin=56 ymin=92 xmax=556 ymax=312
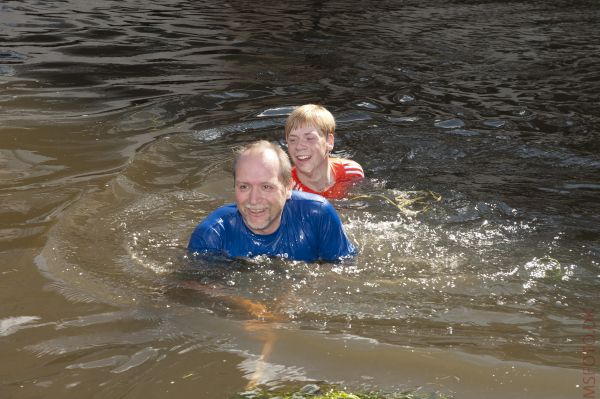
xmin=286 ymin=124 xmax=333 ymax=176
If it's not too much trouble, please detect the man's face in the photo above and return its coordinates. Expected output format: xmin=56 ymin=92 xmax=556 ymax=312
xmin=286 ymin=124 xmax=333 ymax=177
xmin=234 ymin=149 xmax=291 ymax=235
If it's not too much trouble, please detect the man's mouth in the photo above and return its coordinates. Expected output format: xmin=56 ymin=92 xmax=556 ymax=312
xmin=246 ymin=207 xmax=266 ymax=216
xmin=296 ymin=155 xmax=311 ymax=161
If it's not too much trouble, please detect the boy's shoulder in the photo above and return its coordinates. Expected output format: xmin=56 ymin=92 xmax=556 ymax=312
xmin=330 ymin=157 xmax=364 ymax=179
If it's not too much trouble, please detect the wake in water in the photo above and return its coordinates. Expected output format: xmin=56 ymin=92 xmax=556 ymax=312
xmin=34 ymin=123 xmax=597 ymax=375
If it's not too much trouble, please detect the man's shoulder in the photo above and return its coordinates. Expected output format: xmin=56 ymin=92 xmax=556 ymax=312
xmin=189 ymin=203 xmax=240 ymax=252
xmin=286 ymin=191 xmax=338 ymax=221
xmin=201 ymin=203 xmax=239 ymax=226
xmin=289 ymin=190 xmax=329 ymax=206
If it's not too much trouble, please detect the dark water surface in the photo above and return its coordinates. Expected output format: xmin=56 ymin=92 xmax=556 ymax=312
xmin=1 ymin=1 xmax=599 ymax=398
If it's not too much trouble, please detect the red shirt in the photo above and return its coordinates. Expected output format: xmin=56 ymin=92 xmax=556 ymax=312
xmin=291 ymin=158 xmax=364 ymax=199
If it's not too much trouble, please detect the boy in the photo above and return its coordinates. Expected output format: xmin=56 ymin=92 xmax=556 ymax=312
xmin=285 ymin=104 xmax=364 ymax=199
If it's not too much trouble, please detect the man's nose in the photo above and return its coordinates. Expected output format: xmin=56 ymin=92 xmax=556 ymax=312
xmin=248 ymin=187 xmax=260 ymax=204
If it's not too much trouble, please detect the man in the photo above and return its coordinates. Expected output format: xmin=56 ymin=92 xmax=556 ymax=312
xmin=188 ymin=140 xmax=356 ymax=262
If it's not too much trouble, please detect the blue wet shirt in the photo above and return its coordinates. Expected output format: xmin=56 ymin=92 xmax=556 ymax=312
xmin=187 ymin=191 xmax=356 ymax=262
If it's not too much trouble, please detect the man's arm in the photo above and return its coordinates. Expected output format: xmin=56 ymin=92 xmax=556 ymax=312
xmin=317 ymin=201 xmax=357 ymax=261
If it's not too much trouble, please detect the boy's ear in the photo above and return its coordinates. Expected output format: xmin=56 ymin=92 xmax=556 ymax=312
xmin=327 ymin=133 xmax=335 ymax=150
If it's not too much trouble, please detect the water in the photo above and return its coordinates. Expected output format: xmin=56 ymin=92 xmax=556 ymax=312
xmin=1 ymin=1 xmax=599 ymax=398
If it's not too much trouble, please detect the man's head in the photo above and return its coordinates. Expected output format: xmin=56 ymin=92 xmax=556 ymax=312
xmin=232 ymin=141 xmax=292 ymax=235
xmin=284 ymin=104 xmax=336 ymax=140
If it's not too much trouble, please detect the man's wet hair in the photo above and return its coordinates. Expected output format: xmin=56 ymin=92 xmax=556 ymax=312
xmin=232 ymin=140 xmax=292 ymax=186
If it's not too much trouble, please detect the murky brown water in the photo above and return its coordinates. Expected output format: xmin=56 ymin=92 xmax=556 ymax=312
xmin=1 ymin=1 xmax=599 ymax=398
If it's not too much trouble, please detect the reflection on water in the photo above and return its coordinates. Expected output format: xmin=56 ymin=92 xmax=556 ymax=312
xmin=1 ymin=0 xmax=599 ymax=398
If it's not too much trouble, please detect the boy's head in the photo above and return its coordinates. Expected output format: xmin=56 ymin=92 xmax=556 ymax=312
xmin=284 ymin=104 xmax=336 ymax=140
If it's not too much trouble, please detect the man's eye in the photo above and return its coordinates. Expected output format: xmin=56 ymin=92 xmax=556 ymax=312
xmin=263 ymin=185 xmax=273 ymax=191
